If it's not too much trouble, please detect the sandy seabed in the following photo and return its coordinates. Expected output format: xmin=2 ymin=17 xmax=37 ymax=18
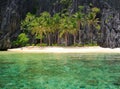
xmin=7 ymin=46 xmax=120 ymax=53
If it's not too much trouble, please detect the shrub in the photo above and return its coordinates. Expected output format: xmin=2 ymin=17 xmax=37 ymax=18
xmin=36 ymin=43 xmax=47 ymax=46
xmin=13 ymin=33 xmax=29 ymax=47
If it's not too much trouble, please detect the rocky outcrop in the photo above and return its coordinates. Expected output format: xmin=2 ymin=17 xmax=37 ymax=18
xmin=0 ymin=0 xmax=24 ymax=50
xmin=99 ymin=2 xmax=120 ymax=48
xmin=0 ymin=0 xmax=120 ymax=49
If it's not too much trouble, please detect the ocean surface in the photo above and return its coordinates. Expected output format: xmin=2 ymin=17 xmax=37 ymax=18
xmin=0 ymin=52 xmax=120 ymax=89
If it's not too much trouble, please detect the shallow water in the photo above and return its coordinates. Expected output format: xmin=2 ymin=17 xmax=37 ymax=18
xmin=0 ymin=52 xmax=120 ymax=89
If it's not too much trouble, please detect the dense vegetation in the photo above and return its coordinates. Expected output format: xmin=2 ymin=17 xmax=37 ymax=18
xmin=13 ymin=5 xmax=100 ymax=47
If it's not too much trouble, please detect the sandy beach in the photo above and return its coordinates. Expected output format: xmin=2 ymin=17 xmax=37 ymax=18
xmin=7 ymin=46 xmax=120 ymax=53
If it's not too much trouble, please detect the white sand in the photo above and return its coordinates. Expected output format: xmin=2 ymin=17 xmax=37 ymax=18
xmin=7 ymin=46 xmax=120 ymax=53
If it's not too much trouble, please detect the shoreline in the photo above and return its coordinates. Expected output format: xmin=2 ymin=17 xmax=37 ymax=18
xmin=7 ymin=46 xmax=120 ymax=53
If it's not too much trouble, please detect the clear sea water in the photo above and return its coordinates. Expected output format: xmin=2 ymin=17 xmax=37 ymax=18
xmin=0 ymin=52 xmax=120 ymax=89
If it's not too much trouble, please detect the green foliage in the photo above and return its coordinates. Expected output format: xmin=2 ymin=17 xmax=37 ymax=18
xmin=86 ymin=7 xmax=100 ymax=30
xmin=78 ymin=5 xmax=84 ymax=11
xmin=20 ymin=5 xmax=101 ymax=47
xmin=60 ymin=0 xmax=72 ymax=5
xmin=32 ymin=44 xmax=35 ymax=46
xmin=84 ymin=43 xmax=98 ymax=46
xmin=52 ymin=13 xmax=61 ymax=31
xmin=59 ymin=16 xmax=70 ymax=38
xmin=32 ymin=26 xmax=46 ymax=39
xmin=92 ymin=7 xmax=100 ymax=13
xmin=73 ymin=6 xmax=85 ymax=31
xmin=13 ymin=33 xmax=29 ymax=46
xmin=21 ymin=13 xmax=35 ymax=33
xmin=36 ymin=43 xmax=47 ymax=46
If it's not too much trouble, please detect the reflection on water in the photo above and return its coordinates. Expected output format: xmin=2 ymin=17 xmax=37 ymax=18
xmin=0 ymin=53 xmax=120 ymax=89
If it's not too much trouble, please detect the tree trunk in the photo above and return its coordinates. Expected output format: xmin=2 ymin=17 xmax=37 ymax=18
xmin=90 ymin=30 xmax=93 ymax=44
xmin=78 ymin=20 xmax=81 ymax=44
xmin=90 ymin=25 xmax=93 ymax=44
xmin=54 ymin=34 xmax=57 ymax=44
xmin=79 ymin=30 xmax=81 ymax=44
xmin=40 ymin=35 xmax=42 ymax=44
xmin=57 ymin=35 xmax=60 ymax=45
xmin=73 ymin=34 xmax=76 ymax=45
xmin=48 ymin=34 xmax=51 ymax=46
xmin=65 ymin=33 xmax=68 ymax=46
xmin=48 ymin=33 xmax=53 ymax=46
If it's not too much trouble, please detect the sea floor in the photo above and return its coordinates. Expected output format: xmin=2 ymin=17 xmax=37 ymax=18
xmin=0 ymin=52 xmax=120 ymax=89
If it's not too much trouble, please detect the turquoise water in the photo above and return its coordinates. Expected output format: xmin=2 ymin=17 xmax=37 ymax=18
xmin=0 ymin=52 xmax=120 ymax=89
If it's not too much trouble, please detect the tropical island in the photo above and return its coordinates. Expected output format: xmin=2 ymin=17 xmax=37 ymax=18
xmin=0 ymin=0 xmax=120 ymax=89
xmin=0 ymin=0 xmax=120 ymax=50
xmin=13 ymin=6 xmax=100 ymax=48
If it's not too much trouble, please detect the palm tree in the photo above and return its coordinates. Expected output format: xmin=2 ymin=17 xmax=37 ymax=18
xmin=52 ymin=13 xmax=61 ymax=44
xmin=21 ymin=12 xmax=35 ymax=33
xmin=32 ymin=26 xmax=46 ymax=44
xmin=86 ymin=7 xmax=100 ymax=44
xmin=59 ymin=14 xmax=72 ymax=46
xmin=74 ymin=6 xmax=84 ymax=44
xmin=69 ymin=17 xmax=78 ymax=45
xmin=21 ymin=13 xmax=39 ymax=44
xmin=40 ymin=12 xmax=53 ymax=46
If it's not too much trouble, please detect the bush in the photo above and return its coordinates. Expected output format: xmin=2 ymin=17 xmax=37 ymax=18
xmin=26 ymin=44 xmax=30 ymax=46
xmin=84 ymin=43 xmax=98 ymax=46
xmin=36 ymin=43 xmax=47 ymax=46
xmin=13 ymin=33 xmax=29 ymax=47
xmin=32 ymin=44 xmax=35 ymax=46
xmin=52 ymin=44 xmax=58 ymax=46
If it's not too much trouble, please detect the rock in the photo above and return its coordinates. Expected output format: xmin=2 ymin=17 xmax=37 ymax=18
xmin=99 ymin=2 xmax=120 ymax=48
xmin=0 ymin=0 xmax=24 ymax=50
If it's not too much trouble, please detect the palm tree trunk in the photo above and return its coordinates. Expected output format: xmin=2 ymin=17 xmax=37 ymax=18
xmin=65 ymin=33 xmax=68 ymax=46
xmin=48 ymin=34 xmax=51 ymax=46
xmin=57 ymin=36 xmax=60 ymax=45
xmin=40 ymin=34 xmax=42 ymax=44
xmin=90 ymin=25 xmax=93 ymax=44
xmin=78 ymin=20 xmax=81 ymax=44
xmin=79 ymin=30 xmax=81 ymax=44
xmin=40 ymin=39 xmax=42 ymax=44
xmin=74 ymin=34 xmax=76 ymax=45
xmin=54 ymin=34 xmax=57 ymax=44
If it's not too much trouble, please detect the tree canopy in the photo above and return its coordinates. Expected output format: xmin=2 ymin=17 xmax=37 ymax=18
xmin=14 ymin=6 xmax=100 ymax=47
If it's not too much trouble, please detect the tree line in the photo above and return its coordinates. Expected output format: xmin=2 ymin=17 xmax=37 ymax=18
xmin=13 ymin=6 xmax=100 ymax=47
